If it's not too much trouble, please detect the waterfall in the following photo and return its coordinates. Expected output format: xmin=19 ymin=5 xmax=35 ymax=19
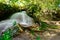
xmin=0 ymin=11 xmax=35 ymax=35
xmin=10 ymin=11 xmax=34 ymax=27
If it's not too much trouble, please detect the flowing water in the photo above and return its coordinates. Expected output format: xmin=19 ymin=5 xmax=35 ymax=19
xmin=10 ymin=11 xmax=34 ymax=27
xmin=0 ymin=11 xmax=34 ymax=36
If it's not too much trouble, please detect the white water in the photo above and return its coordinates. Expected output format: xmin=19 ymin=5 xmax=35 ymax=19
xmin=0 ymin=11 xmax=34 ymax=35
xmin=10 ymin=11 xmax=34 ymax=27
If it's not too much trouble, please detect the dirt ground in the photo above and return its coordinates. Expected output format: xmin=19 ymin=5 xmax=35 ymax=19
xmin=13 ymin=27 xmax=60 ymax=40
xmin=41 ymin=29 xmax=60 ymax=40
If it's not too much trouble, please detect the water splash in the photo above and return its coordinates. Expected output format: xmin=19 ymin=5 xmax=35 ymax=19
xmin=0 ymin=19 xmax=16 ymax=35
xmin=10 ymin=11 xmax=34 ymax=27
xmin=0 ymin=11 xmax=35 ymax=35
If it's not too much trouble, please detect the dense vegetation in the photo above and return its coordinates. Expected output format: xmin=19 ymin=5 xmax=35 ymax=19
xmin=0 ymin=0 xmax=60 ymax=40
xmin=0 ymin=0 xmax=60 ymax=29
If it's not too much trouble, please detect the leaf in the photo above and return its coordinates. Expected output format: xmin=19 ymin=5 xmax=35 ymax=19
xmin=0 ymin=29 xmax=12 ymax=40
xmin=30 ymin=30 xmax=35 ymax=35
xmin=40 ymin=21 xmax=48 ymax=30
xmin=13 ymin=21 xmax=16 ymax=26
xmin=36 ymin=36 xmax=41 ymax=40
xmin=10 ymin=0 xmax=18 ymax=2
xmin=25 ymin=0 xmax=30 ymax=2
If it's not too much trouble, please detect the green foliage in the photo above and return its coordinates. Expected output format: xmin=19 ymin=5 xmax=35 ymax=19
xmin=10 ymin=0 xmax=18 ymax=2
xmin=13 ymin=21 xmax=17 ymax=26
xmin=30 ymin=30 xmax=41 ymax=40
xmin=55 ymin=0 xmax=60 ymax=7
xmin=0 ymin=0 xmax=59 ymax=31
xmin=0 ymin=0 xmax=60 ymax=40
xmin=36 ymin=36 xmax=41 ymax=40
xmin=0 ymin=29 xmax=12 ymax=40
xmin=0 ymin=0 xmax=60 ymax=10
xmin=48 ymin=25 xmax=57 ymax=29
xmin=0 ymin=21 xmax=19 ymax=40
xmin=40 ymin=21 xmax=48 ymax=30
xmin=30 ymin=30 xmax=35 ymax=35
